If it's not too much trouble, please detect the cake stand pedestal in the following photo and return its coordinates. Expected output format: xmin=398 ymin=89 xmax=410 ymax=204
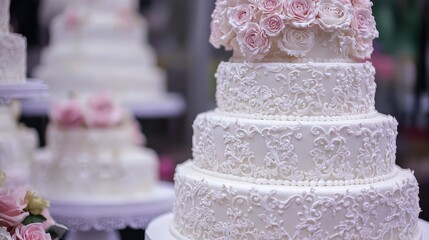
xmin=49 ymin=182 xmax=174 ymax=240
xmin=145 ymin=213 xmax=429 ymax=240
xmin=0 ymin=80 xmax=49 ymax=106
xmin=20 ymin=93 xmax=186 ymax=118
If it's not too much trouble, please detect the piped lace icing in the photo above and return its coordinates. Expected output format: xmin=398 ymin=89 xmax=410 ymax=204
xmin=173 ymin=162 xmax=421 ymax=240
xmin=193 ymin=112 xmax=398 ymax=183
xmin=216 ymin=61 xmax=377 ymax=118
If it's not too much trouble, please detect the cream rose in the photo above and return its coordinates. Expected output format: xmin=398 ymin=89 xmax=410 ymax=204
xmin=13 ymin=223 xmax=52 ymax=240
xmin=227 ymin=3 xmax=256 ymax=29
xmin=0 ymin=227 xmax=12 ymax=240
xmin=351 ymin=8 xmax=378 ymax=40
xmin=210 ymin=2 xmax=235 ymax=50
xmin=284 ymin=0 xmax=318 ymax=27
xmin=351 ymin=0 xmax=372 ymax=8
xmin=260 ymin=14 xmax=285 ymax=36
xmin=317 ymin=0 xmax=352 ymax=30
xmin=237 ymin=22 xmax=271 ymax=60
xmin=256 ymin=0 xmax=283 ymax=13
xmin=278 ymin=27 xmax=315 ymax=57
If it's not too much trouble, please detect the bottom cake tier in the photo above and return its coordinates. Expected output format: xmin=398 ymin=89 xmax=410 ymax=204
xmin=172 ymin=161 xmax=421 ymax=240
xmin=32 ymin=148 xmax=158 ymax=202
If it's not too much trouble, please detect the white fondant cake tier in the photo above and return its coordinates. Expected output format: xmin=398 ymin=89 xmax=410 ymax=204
xmin=0 ymin=33 xmax=26 ymax=83
xmin=193 ymin=111 xmax=398 ymax=184
xmin=0 ymin=0 xmax=9 ymax=32
xmin=172 ymin=161 xmax=421 ymax=240
xmin=216 ymin=61 xmax=376 ymax=118
xmin=35 ymin=63 xmax=166 ymax=102
xmin=33 ymin=147 xmax=158 ymax=202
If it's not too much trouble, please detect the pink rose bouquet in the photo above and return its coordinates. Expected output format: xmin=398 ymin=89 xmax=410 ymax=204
xmin=0 ymin=174 xmax=67 ymax=240
xmin=210 ymin=0 xmax=379 ymax=60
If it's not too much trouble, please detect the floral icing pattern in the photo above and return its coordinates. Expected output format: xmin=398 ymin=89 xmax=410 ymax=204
xmin=210 ymin=0 xmax=378 ymax=60
xmin=215 ymin=61 xmax=376 ymax=118
xmin=0 ymin=34 xmax=26 ymax=83
xmin=192 ymin=112 xmax=398 ymax=183
xmin=173 ymin=163 xmax=421 ymax=240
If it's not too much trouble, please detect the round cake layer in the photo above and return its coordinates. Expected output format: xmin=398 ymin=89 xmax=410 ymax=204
xmin=216 ymin=61 xmax=376 ymax=118
xmin=38 ymin=42 xmax=156 ymax=66
xmin=35 ymin=63 xmax=166 ymax=102
xmin=46 ymin=123 xmax=141 ymax=153
xmin=172 ymin=161 xmax=421 ymax=240
xmin=32 ymin=147 xmax=158 ymax=202
xmin=50 ymin=7 xmax=146 ymax=46
xmin=193 ymin=111 xmax=397 ymax=184
xmin=0 ymin=33 xmax=26 ymax=83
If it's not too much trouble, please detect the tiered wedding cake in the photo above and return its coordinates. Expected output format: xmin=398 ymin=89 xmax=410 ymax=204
xmin=33 ymin=0 xmax=166 ymax=102
xmin=0 ymin=0 xmax=26 ymax=84
xmin=32 ymin=93 xmax=159 ymax=202
xmin=171 ymin=0 xmax=421 ymax=239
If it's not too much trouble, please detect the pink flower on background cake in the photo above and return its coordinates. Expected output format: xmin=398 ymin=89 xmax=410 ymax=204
xmin=317 ymin=0 xmax=352 ymax=30
xmin=284 ymin=0 xmax=318 ymax=27
xmin=13 ymin=223 xmax=52 ymax=240
xmin=237 ymin=22 xmax=271 ymax=59
xmin=227 ymin=4 xmax=256 ymax=29
xmin=260 ymin=14 xmax=285 ymax=36
xmin=255 ymin=0 xmax=283 ymax=13
xmin=85 ymin=93 xmax=123 ymax=128
xmin=278 ymin=27 xmax=315 ymax=56
xmin=51 ymin=100 xmax=85 ymax=128
xmin=0 ymin=188 xmax=28 ymax=228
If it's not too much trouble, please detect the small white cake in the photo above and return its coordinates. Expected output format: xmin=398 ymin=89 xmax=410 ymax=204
xmin=32 ymin=93 xmax=159 ymax=202
xmin=33 ymin=0 xmax=167 ymax=102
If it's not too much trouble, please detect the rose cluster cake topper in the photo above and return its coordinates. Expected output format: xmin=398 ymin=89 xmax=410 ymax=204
xmin=210 ymin=0 xmax=378 ymax=60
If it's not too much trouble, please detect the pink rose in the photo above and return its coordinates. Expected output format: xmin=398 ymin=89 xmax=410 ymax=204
xmin=278 ymin=27 xmax=315 ymax=57
xmin=284 ymin=0 xmax=318 ymax=27
xmin=317 ymin=0 xmax=352 ymax=30
xmin=51 ymin=100 xmax=85 ymax=128
xmin=237 ymin=22 xmax=271 ymax=60
xmin=0 ymin=188 xmax=29 ymax=228
xmin=351 ymin=0 xmax=372 ymax=8
xmin=41 ymin=210 xmax=55 ymax=230
xmin=13 ymin=223 xmax=51 ymax=240
xmin=227 ymin=4 xmax=256 ymax=29
xmin=84 ymin=93 xmax=123 ymax=128
xmin=351 ymin=8 xmax=378 ymax=40
xmin=210 ymin=6 xmax=235 ymax=50
xmin=256 ymin=0 xmax=283 ymax=13
xmin=260 ymin=14 xmax=285 ymax=36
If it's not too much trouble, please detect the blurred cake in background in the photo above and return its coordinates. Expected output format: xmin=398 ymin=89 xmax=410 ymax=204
xmin=32 ymin=93 xmax=159 ymax=202
xmin=0 ymin=0 xmax=26 ymax=84
xmin=0 ymin=102 xmax=38 ymax=186
xmin=33 ymin=0 xmax=167 ymax=103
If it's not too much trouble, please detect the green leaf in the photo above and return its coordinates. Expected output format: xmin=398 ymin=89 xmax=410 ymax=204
xmin=22 ymin=214 xmax=47 ymax=225
xmin=47 ymin=224 xmax=68 ymax=240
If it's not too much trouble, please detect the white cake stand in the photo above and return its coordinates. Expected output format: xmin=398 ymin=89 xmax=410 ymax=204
xmin=49 ymin=182 xmax=174 ymax=240
xmin=0 ymin=80 xmax=49 ymax=106
xmin=145 ymin=213 xmax=429 ymax=240
xmin=20 ymin=93 xmax=186 ymax=118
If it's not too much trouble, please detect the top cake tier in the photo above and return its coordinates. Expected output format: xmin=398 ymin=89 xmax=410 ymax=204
xmin=0 ymin=0 xmax=9 ymax=32
xmin=210 ymin=0 xmax=378 ymax=62
xmin=72 ymin=0 xmax=139 ymax=12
